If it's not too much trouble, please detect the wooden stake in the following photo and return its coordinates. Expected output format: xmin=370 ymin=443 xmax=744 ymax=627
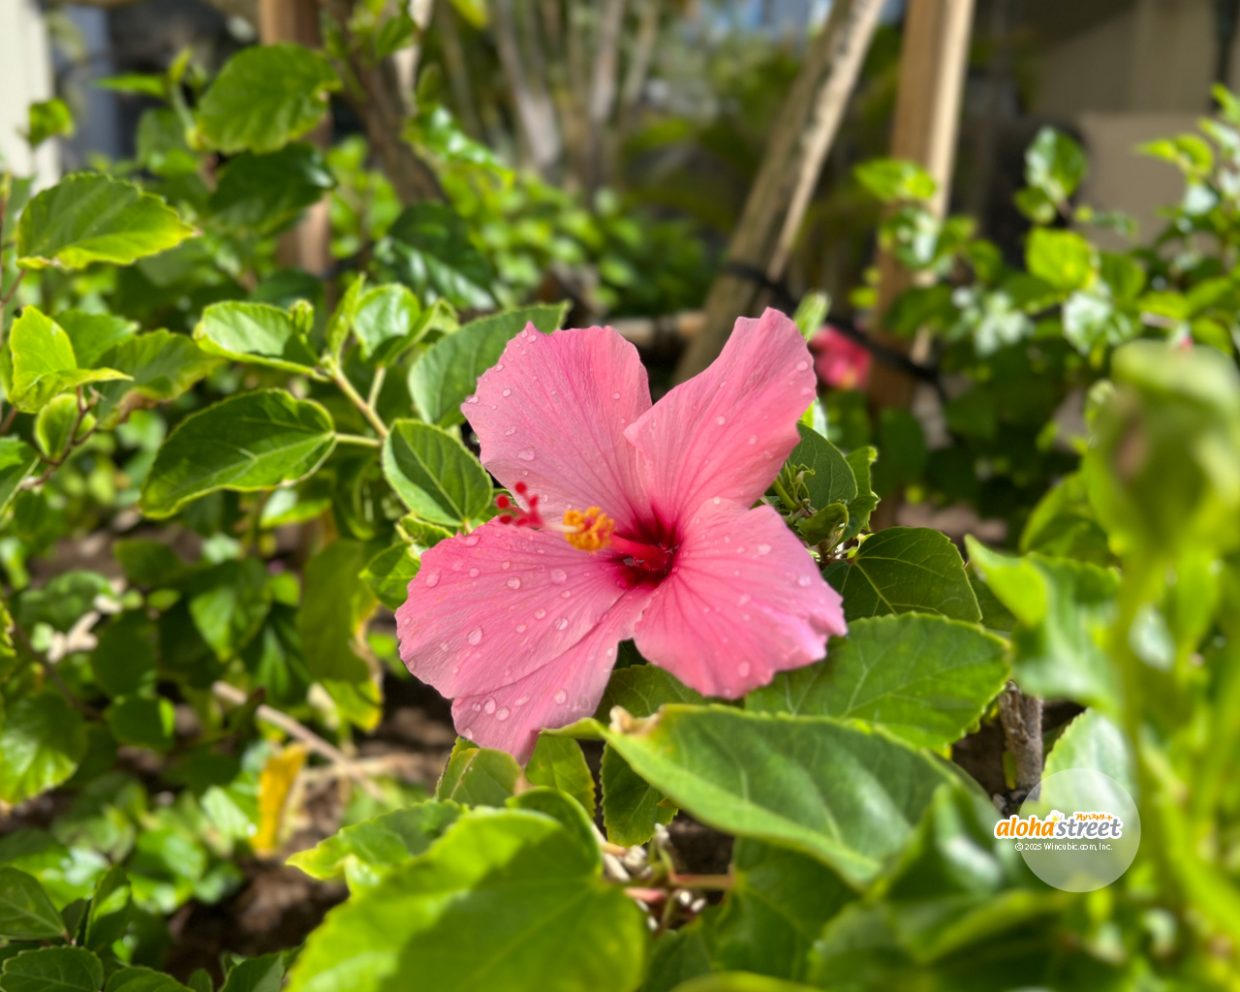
xmin=866 ymin=0 xmax=975 ymax=410
xmin=259 ymin=0 xmax=331 ymax=274
xmin=673 ymin=0 xmax=886 ymax=383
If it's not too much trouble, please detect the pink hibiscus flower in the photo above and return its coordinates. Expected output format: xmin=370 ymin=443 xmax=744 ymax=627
xmin=396 ymin=308 xmax=847 ymax=759
xmin=811 ymin=324 xmax=872 ymax=390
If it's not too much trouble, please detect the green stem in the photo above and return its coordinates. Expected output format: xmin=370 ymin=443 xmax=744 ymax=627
xmin=328 ymin=363 xmax=389 ymax=439
xmin=335 ymin=432 xmax=382 ymax=449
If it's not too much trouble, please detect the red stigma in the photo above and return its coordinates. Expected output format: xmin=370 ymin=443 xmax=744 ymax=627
xmin=494 ymin=486 xmax=544 ymax=528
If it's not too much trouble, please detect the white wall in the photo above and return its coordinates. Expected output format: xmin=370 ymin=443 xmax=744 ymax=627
xmin=0 ymin=0 xmax=58 ymax=185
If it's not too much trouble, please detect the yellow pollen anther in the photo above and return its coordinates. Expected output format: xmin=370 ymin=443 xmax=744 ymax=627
xmin=563 ymin=506 xmax=615 ymax=552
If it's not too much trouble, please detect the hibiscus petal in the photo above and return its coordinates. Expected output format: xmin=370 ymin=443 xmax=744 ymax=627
xmin=451 ymin=598 xmax=643 ymax=760
xmin=396 ymin=519 xmax=647 ymax=701
xmin=464 ymin=325 xmax=651 ymax=526
xmin=633 ymin=500 xmax=846 ymax=698
xmin=625 ymin=308 xmax=816 ymax=521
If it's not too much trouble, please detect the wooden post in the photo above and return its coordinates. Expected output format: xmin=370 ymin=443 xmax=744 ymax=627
xmin=259 ymin=0 xmax=331 ymax=275
xmin=866 ymin=0 xmax=975 ymax=410
xmin=674 ymin=0 xmax=885 ymax=383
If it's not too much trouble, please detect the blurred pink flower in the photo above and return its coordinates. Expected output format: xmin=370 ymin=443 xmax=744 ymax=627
xmin=396 ymin=309 xmax=846 ymax=759
xmin=811 ymin=325 xmax=871 ymax=390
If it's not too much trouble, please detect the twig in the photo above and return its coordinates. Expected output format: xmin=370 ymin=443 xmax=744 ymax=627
xmin=328 ymin=363 xmax=389 ymax=439
xmin=335 ymin=432 xmax=382 ymax=449
xmin=366 ymin=365 xmax=386 ymax=409
xmin=999 ymin=681 xmax=1044 ymax=799
xmin=211 ymin=681 xmax=384 ymax=800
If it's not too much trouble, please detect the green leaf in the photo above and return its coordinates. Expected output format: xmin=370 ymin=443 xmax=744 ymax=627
xmin=105 ymin=697 xmax=175 ymax=752
xmin=748 ymin=615 xmax=1008 ymax=748
xmin=710 ymin=840 xmax=853 ymax=982
xmin=824 ymin=528 xmax=981 ymax=623
xmin=285 ymin=809 xmax=647 ymax=992
xmin=24 ymin=98 xmax=74 ymax=149
xmin=95 ymin=331 xmax=223 ymax=427
xmin=219 ymin=953 xmax=286 ymax=992
xmin=377 ymin=203 xmax=496 ymax=309
xmin=7 ymin=307 xmax=128 ymax=412
xmin=1043 ymin=710 xmax=1134 ymax=792
xmin=187 ymin=558 xmax=272 ymax=661
xmin=966 ymin=539 xmax=1119 ymax=709
xmin=0 ymin=693 xmax=86 ymax=805
xmin=842 ymin=786 xmax=1050 ymax=965
xmin=196 ymin=44 xmax=339 ymax=154
xmin=33 ymin=395 xmax=79 ymax=461
xmin=408 ymin=304 xmax=567 ymax=427
xmin=526 ymin=736 xmax=596 ymax=817
xmin=352 ymin=285 xmax=426 ymax=365
xmin=600 ymin=746 xmax=676 ymax=847
xmin=786 ymin=424 xmax=856 ymax=509
xmin=381 ymin=420 xmax=492 ymax=526
xmin=1024 ymin=127 xmax=1086 ymax=204
xmin=597 ymin=666 xmax=699 ymax=845
xmin=16 ymin=174 xmax=195 ymax=270
xmin=0 ymin=948 xmax=102 ymax=992
xmin=193 ymin=302 xmax=321 ymax=374
xmin=843 ymin=446 xmax=878 ymax=540
xmin=671 ymin=977 xmax=818 ymax=992
xmin=105 ymin=967 xmax=193 ymax=992
xmin=1024 ymin=228 xmax=1096 ymax=293
xmin=855 ymin=159 xmax=936 ymax=203
xmin=288 ymin=802 xmax=461 ymax=890
xmin=601 ymin=706 xmax=955 ymax=885
xmin=0 ymin=868 xmax=65 ymax=939
xmin=141 ymin=391 xmax=337 ymax=517
xmin=84 ymin=866 xmax=132 ymax=951
xmin=14 ymin=571 xmax=113 ymax=632
xmin=298 ymin=541 xmax=376 ymax=682
xmin=1020 ymin=471 xmax=1111 ymax=566
xmin=209 ymin=144 xmax=335 ymax=232
xmin=91 ymin=612 xmax=158 ymax=698
xmin=0 ymin=439 xmax=39 ymax=514
xmin=360 ymin=543 xmax=420 ymax=611
xmin=436 ymin=740 xmax=520 ymax=806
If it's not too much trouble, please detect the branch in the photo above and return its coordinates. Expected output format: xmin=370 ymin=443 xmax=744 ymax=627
xmin=674 ymin=0 xmax=886 ymax=381
xmin=212 ymin=681 xmax=383 ymax=800
xmin=999 ymin=681 xmax=1044 ymax=799
xmin=324 ymin=0 xmax=443 ymax=204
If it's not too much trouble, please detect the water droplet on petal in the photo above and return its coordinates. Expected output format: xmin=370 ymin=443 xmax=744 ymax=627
xmin=560 ymin=589 xmax=571 ymax=599
xmin=425 ymin=570 xmax=440 ymax=588
xmin=506 ymin=577 xmax=521 ymax=590
xmin=554 ymin=689 xmax=568 ymax=704
xmin=738 ymin=661 xmax=752 ymax=677
xmin=468 ymin=567 xmax=480 ymax=578
xmin=515 ymin=694 xmax=530 ymax=707
xmin=612 ymin=391 xmax=621 ymax=400
xmin=501 ymin=561 xmax=512 ymax=570
xmin=712 ymin=497 xmax=722 ymax=506
xmin=518 ymin=449 xmax=536 ymax=462
xmin=516 ymin=623 xmax=528 ymax=633
xmin=483 ymin=697 xmax=496 ymax=714
xmin=715 ymin=415 xmax=727 ymax=426
xmin=467 ymin=627 xmax=483 ymax=645
xmin=535 ymin=608 xmax=547 ymax=620
xmin=554 ymin=617 xmax=569 ymax=631
xmin=465 ymin=394 xmax=480 ymax=404
xmin=796 ymin=360 xmax=809 ymax=372
xmin=502 ymin=388 xmax=512 ymax=397
xmin=738 ymin=593 xmax=751 ymax=606
xmin=463 ymin=535 xmax=480 ymax=547
xmin=756 ymin=544 xmax=771 ymax=556
xmin=496 ymin=707 xmax=510 ymax=721
xmin=747 ymin=434 xmax=758 ymax=445
xmin=550 ymin=568 xmax=568 ymax=584
xmin=797 ymin=575 xmax=812 ymax=587
xmin=504 ymin=426 xmax=517 ymax=436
